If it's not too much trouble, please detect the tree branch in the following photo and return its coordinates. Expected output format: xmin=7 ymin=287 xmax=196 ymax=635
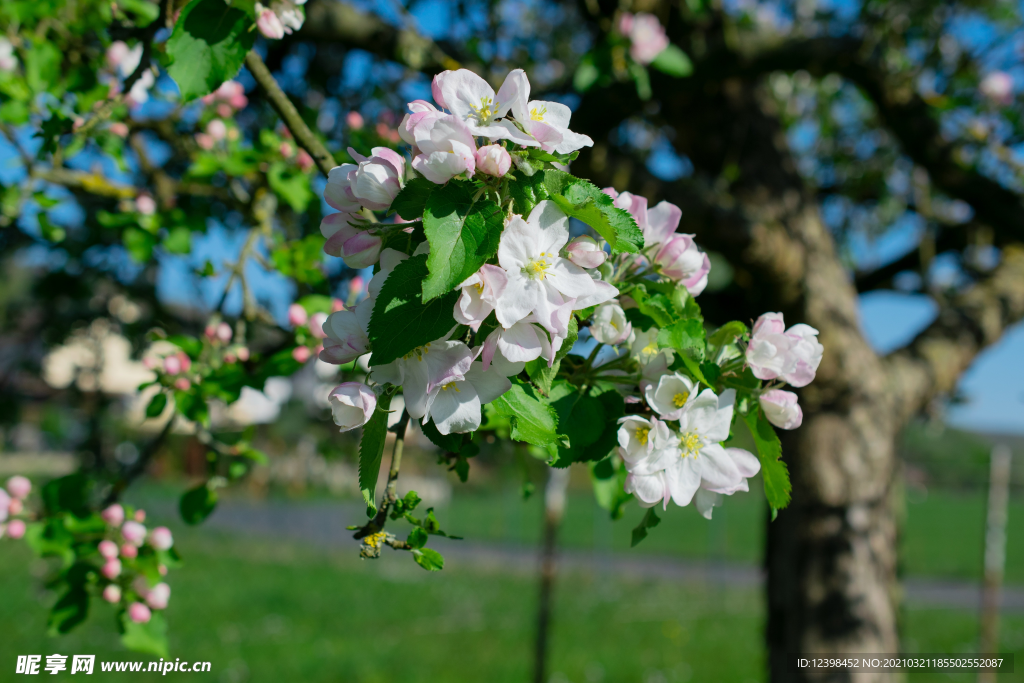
xmin=245 ymin=50 xmax=337 ymax=177
xmin=888 ymin=245 xmax=1024 ymax=421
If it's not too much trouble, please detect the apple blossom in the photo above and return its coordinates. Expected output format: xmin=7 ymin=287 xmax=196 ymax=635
xmin=174 ymin=378 xmax=191 ymax=391
xmin=618 ymin=12 xmax=670 ymax=64
xmin=121 ymin=543 xmax=138 ymax=559
xmin=292 ymin=346 xmax=312 ymax=363
xmin=980 ymin=71 xmax=1013 ymax=105
xmin=206 ymin=119 xmax=227 ymax=141
xmin=128 ymin=602 xmax=152 ymax=624
xmin=321 ymin=212 xmax=382 ymax=268
xmin=310 ymin=313 xmax=328 ymax=340
xmin=410 ymin=115 xmax=478 ymax=183
xmin=433 ymin=68 xmax=536 ymax=144
xmin=617 ymin=415 xmax=674 ymax=465
xmin=148 ymin=527 xmax=174 ymax=551
xmin=495 ymin=200 xmax=616 ymax=331
xmin=99 ymin=540 xmax=119 ymax=559
xmin=653 ymin=234 xmax=711 ymax=296
xmin=372 ymin=341 xmax=475 ymax=419
xmin=475 ymin=144 xmax=512 ymax=177
xmin=216 ymin=322 xmax=233 ymax=343
xmin=347 ymin=111 xmax=365 ymax=130
xmin=8 ymin=499 xmax=22 ymax=515
xmin=254 ymin=0 xmax=306 ymax=38
xmin=101 ymin=504 xmax=125 ymax=527
xmin=760 ymin=389 xmax=803 ymax=430
xmin=590 ymin=303 xmax=633 ymax=345
xmin=0 ymin=38 xmax=16 ymax=72
xmin=134 ymin=510 xmax=146 ymax=522
xmin=349 ymin=147 xmax=405 ymax=210
xmin=453 ymin=265 xmax=507 ymax=329
xmin=644 ymin=372 xmax=698 ymax=421
xmin=103 ymin=585 xmax=122 ymax=604
xmin=121 ymin=521 xmax=147 ymax=547
xmin=101 ymin=559 xmax=122 ymax=579
xmin=398 ymin=100 xmax=444 ymax=148
xmin=506 ymin=76 xmax=594 ymax=154
xmin=746 ymin=313 xmax=824 ymax=387
xmin=602 ymin=189 xmax=681 ymax=248
xmin=256 ymin=3 xmax=286 ymax=39
xmin=288 ymin=303 xmax=308 ymax=327
xmin=7 ymin=476 xmax=30 ymax=500
xmin=324 ymin=165 xmax=363 ymax=213
xmin=564 ymin=235 xmax=607 ymax=269
xmin=328 ymin=382 xmax=377 ymax=432
xmin=481 ymin=318 xmax=566 ymax=369
xmin=421 ymin=362 xmax=512 ymax=434
xmin=146 ymin=583 xmax=171 ymax=610
xmin=320 ymin=299 xmax=372 ymax=365
xmin=135 ymin=194 xmax=156 ymax=216
xmin=6 ymin=518 xmax=25 ymax=538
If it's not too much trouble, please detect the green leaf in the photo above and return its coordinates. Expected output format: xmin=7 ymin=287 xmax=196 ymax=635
xmin=163 ymin=226 xmax=192 ymax=254
xmin=490 ymin=378 xmax=562 ymax=447
xmin=357 ymin=390 xmax=393 ymax=516
xmin=631 ymin=508 xmax=661 ymax=547
xmin=123 ymin=228 xmax=156 ymax=263
xmin=390 ymin=177 xmax=435 ymax=220
xmin=549 ymin=180 xmax=643 ymax=253
xmin=48 ymin=587 xmax=88 ymax=635
xmin=367 ymin=255 xmax=459 ymax=365
xmin=525 ymin=358 xmax=560 ymax=396
xmin=584 ymin=384 xmax=626 ymax=462
xmin=422 ymin=181 xmax=503 ymax=301
xmin=180 ymin=484 xmax=218 ymax=525
xmin=574 ymin=56 xmax=600 ymax=92
xmin=25 ymin=41 xmax=62 ymax=94
xmin=508 ymin=170 xmax=549 ymax=215
xmin=412 ymin=548 xmax=445 ymax=571
xmin=708 ymin=320 xmax=748 ymax=347
xmin=657 ymin=318 xmax=706 ymax=361
xmin=121 ymin=611 xmax=169 ymax=658
xmin=42 ymin=474 xmax=92 ymax=518
xmin=145 ymin=392 xmax=168 ymax=418
xmin=420 ymin=418 xmax=462 ymax=453
xmin=23 ymin=520 xmax=74 ymax=566
xmin=407 ymin=527 xmax=428 ymax=549
xmin=549 ymin=381 xmax=604 ymax=458
xmin=166 ymin=0 xmax=257 ymax=102
xmin=742 ymin=409 xmax=791 ymax=509
xmin=267 ymin=161 xmax=313 ymax=212
xmin=650 ymin=44 xmax=694 ymax=77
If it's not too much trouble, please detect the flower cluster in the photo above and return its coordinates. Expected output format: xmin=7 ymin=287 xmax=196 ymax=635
xmin=105 ymin=41 xmax=154 ymax=104
xmin=0 ymin=476 xmax=31 ymax=539
xmin=616 ymin=13 xmax=670 ymax=65
xmin=97 ymin=504 xmax=176 ymax=624
xmin=314 ymin=67 xmax=822 ymax=521
xmin=255 ymin=0 xmax=307 ymax=40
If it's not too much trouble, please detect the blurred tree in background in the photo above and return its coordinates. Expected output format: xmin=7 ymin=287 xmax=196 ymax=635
xmin=2 ymin=0 xmax=1024 ymax=680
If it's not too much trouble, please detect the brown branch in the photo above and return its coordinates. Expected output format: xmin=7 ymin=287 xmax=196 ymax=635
xmin=888 ymin=245 xmax=1024 ymax=421
xmin=245 ymin=50 xmax=337 ymax=178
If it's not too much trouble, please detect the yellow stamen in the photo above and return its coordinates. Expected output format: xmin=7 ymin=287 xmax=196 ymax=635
xmin=364 ymin=532 xmax=387 ymax=549
xmin=402 ymin=343 xmax=431 ymax=361
xmin=635 ymin=427 xmax=649 ymax=445
xmin=470 ymin=96 xmax=499 ymax=122
xmin=441 ymin=382 xmax=460 ymax=392
xmin=525 ymin=258 xmax=550 ymax=280
xmin=530 ymin=105 xmax=547 ymax=121
xmin=642 ymin=342 xmax=658 ymax=356
xmin=680 ymin=432 xmax=702 ymax=459
xmin=672 ymin=392 xmax=689 ymax=408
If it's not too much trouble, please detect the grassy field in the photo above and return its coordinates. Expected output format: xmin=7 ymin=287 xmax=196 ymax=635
xmin=1 ymin=527 xmax=1022 ymax=683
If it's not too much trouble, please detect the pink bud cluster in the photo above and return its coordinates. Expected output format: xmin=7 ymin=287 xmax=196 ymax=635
xmin=1 ymin=476 xmax=31 ymax=539
xmin=201 ymin=81 xmax=248 ymax=118
xmin=288 ymin=304 xmax=329 ymax=363
xmin=97 ymin=504 xmax=176 ymax=622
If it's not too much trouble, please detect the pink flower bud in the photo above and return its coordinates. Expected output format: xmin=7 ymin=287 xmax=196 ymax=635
xmin=8 ymin=499 xmax=22 ymax=515
xmin=279 ymin=141 xmax=294 ymax=158
xmin=204 ymin=324 xmax=218 ymax=340
xmin=6 ymin=475 xmax=29 ymax=500
xmin=121 ymin=543 xmax=138 ymax=559
xmin=6 ymin=519 xmax=25 ymax=539
xmin=159 ymin=564 xmax=168 ymax=576
xmin=292 ymin=346 xmax=312 ymax=363
xmin=102 ymin=585 xmax=122 ymax=604
xmin=102 ymin=504 xmax=125 ymax=527
xmin=653 ymin=234 xmax=711 ymax=296
xmin=148 ymin=527 xmax=173 ymax=551
xmin=121 ymin=521 xmax=147 ymax=546
xmin=296 ymin=150 xmax=314 ymax=172
xmin=759 ymin=390 xmax=803 ymax=430
xmin=206 ymin=119 xmax=227 ymax=141
xmin=145 ymin=582 xmax=171 ymax=610
xmin=135 ymin=194 xmax=156 ymax=216
xmin=256 ymin=6 xmax=285 ymax=39
xmin=346 ymin=111 xmax=364 ymax=130
xmin=173 ymin=378 xmax=191 ymax=391
xmin=474 ymin=145 xmax=512 ymax=177
xmin=101 ymin=558 xmax=122 ymax=579
xmin=322 ymin=214 xmax=382 ymax=269
xmin=331 ymin=298 xmax=345 ymax=312
xmin=163 ymin=355 xmax=181 ymax=375
xmin=195 ymin=133 xmax=214 ymax=150
xmin=310 ymin=312 xmax=328 ymax=339
xmin=216 ymin=322 xmax=233 ymax=343
xmin=176 ymin=352 xmax=191 ymax=373
xmin=224 ymin=353 xmax=237 ymax=364
xmin=109 ymin=122 xmax=129 ymax=138
xmin=236 ymin=346 xmax=250 ymax=362
xmin=288 ymin=303 xmax=308 ymax=327
xmin=128 ymin=602 xmax=152 ymax=624
xmin=328 ymin=382 xmax=377 ymax=432
xmin=565 ymin=236 xmax=607 ymax=269
xmin=143 ymin=356 xmax=158 ymax=370
xmin=217 ymin=103 xmax=233 ymax=119
xmin=134 ymin=509 xmax=146 ymax=522
xmin=348 ymin=277 xmax=364 ymax=298
xmin=980 ymin=71 xmax=1014 ymax=106
xmin=99 ymin=540 xmax=119 ymax=559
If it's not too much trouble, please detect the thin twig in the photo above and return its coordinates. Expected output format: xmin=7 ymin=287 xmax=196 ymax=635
xmin=102 ymin=415 xmax=175 ymax=506
xmin=245 ymin=50 xmax=336 ymax=177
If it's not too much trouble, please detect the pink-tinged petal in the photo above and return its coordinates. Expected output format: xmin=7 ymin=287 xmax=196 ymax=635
xmin=524 ymin=120 xmax=564 ymax=153
xmin=625 ymin=472 xmax=669 ymax=507
xmin=497 ymin=68 xmax=530 ymax=120
xmin=481 ymin=330 xmax=499 ymax=370
xmin=696 ymin=444 xmax=742 ymax=491
xmin=324 ymin=164 xmax=361 ymax=212
xmin=431 ymin=74 xmax=449 ymax=109
xmin=646 ymin=200 xmax=682 ymax=246
xmin=496 ymin=323 xmax=545 ymax=363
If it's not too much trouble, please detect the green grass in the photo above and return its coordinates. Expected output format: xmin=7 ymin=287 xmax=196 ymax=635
xmin=1 ymin=530 xmax=1022 ymax=683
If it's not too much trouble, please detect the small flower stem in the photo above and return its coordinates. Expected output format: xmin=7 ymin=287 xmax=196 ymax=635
xmin=245 ymin=50 xmax=336 ymax=177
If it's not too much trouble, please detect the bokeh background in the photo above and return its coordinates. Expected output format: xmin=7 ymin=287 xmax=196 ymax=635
xmin=2 ymin=0 xmax=1024 ymax=680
